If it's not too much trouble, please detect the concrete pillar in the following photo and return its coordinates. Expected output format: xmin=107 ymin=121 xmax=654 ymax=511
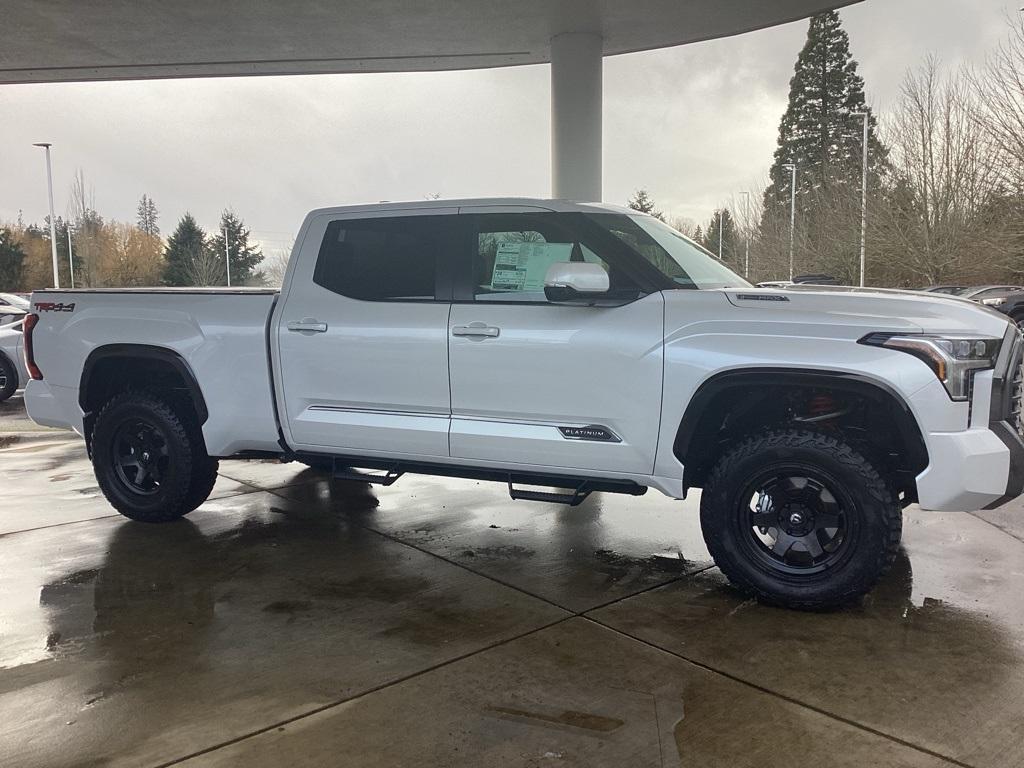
xmin=550 ymin=32 xmax=602 ymax=201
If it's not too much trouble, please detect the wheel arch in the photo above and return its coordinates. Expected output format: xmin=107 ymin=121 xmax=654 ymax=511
xmin=674 ymin=367 xmax=929 ymax=497
xmin=80 ymin=344 xmax=208 ymax=450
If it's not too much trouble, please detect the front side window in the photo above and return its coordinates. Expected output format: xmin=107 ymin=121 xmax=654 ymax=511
xmin=313 ymin=216 xmax=447 ymax=301
xmin=472 ymin=214 xmax=632 ymax=302
xmin=586 ymin=214 xmax=750 ymax=290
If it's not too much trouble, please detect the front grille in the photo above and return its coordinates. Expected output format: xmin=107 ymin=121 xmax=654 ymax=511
xmin=995 ymin=328 xmax=1024 ymax=437
xmin=1012 ymin=347 xmax=1024 ymax=438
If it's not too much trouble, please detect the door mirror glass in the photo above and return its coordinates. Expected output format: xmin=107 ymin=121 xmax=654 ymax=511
xmin=544 ymin=262 xmax=610 ymax=302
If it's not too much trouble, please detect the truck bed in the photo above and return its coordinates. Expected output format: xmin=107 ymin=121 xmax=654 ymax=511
xmin=26 ymin=289 xmax=282 ymax=456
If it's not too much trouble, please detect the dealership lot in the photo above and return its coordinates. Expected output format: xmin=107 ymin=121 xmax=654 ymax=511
xmin=1 ymin=397 xmax=1024 ymax=767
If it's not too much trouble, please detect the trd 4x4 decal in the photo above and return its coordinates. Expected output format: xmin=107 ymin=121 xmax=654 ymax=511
xmin=34 ymin=301 xmax=76 ymax=313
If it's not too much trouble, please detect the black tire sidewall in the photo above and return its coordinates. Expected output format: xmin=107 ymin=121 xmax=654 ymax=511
xmin=701 ymin=430 xmax=897 ymax=609
xmin=92 ymin=393 xmax=196 ymax=522
xmin=0 ymin=355 xmax=16 ymax=401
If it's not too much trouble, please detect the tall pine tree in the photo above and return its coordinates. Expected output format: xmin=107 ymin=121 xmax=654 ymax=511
xmin=626 ymin=189 xmax=665 ymax=221
xmin=761 ymin=11 xmax=887 ymax=278
xmin=207 ymin=210 xmax=264 ymax=286
xmin=702 ymin=208 xmax=739 ymax=267
xmin=163 ymin=213 xmax=207 ymax=286
xmin=137 ymin=194 xmax=159 ymax=237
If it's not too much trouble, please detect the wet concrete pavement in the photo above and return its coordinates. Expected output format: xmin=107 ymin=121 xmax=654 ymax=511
xmin=1 ymin=427 xmax=1023 ymax=767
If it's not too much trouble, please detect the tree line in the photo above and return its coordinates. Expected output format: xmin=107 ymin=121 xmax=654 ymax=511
xmin=0 ymin=177 xmax=264 ymax=291
xmin=630 ymin=11 xmax=1024 ymax=288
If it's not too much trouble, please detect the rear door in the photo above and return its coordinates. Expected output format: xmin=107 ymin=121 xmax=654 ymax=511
xmin=447 ymin=207 xmax=665 ymax=475
xmin=276 ymin=209 xmax=458 ymax=457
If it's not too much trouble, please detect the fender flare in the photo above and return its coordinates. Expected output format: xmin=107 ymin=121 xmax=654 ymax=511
xmin=673 ymin=367 xmax=928 ymax=472
xmin=79 ymin=344 xmax=208 ymax=423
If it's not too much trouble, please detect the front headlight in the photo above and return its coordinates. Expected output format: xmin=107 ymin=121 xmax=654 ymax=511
xmin=859 ymin=333 xmax=1001 ymax=400
xmin=982 ymin=297 xmax=1007 ymax=306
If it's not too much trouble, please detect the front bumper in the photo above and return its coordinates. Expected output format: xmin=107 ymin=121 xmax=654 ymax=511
xmin=915 ymin=324 xmax=1024 ymax=511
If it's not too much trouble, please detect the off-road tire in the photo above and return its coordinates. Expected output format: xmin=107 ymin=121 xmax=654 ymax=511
xmin=700 ymin=428 xmax=901 ymax=610
xmin=0 ymin=354 xmax=17 ymax=402
xmin=92 ymin=389 xmax=214 ymax=522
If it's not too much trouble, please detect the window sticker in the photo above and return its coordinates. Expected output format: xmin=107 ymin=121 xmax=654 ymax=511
xmin=490 ymin=241 xmax=573 ymax=292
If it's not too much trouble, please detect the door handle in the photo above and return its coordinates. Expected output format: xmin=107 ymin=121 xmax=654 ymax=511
xmin=452 ymin=323 xmax=500 ymax=338
xmin=287 ymin=319 xmax=328 ymax=333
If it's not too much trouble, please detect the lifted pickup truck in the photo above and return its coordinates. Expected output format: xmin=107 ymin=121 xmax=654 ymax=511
xmin=23 ymin=199 xmax=1024 ymax=609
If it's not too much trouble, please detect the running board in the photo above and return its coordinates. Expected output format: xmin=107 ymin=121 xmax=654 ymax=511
xmin=296 ymin=452 xmax=647 ymax=502
xmin=508 ymin=479 xmax=593 ymax=506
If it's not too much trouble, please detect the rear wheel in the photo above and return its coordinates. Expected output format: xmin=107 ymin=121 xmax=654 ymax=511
xmin=700 ymin=428 xmax=901 ymax=610
xmin=0 ymin=355 xmax=17 ymax=402
xmin=92 ymin=390 xmax=215 ymax=522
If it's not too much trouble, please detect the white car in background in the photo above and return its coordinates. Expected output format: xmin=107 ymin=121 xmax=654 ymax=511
xmin=0 ymin=292 xmax=29 ymax=327
xmin=0 ymin=319 xmax=28 ymax=402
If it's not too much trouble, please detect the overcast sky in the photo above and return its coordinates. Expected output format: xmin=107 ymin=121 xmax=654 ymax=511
xmin=1 ymin=0 xmax=1018 ymax=256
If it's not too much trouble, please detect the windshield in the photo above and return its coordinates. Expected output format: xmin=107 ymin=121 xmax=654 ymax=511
xmin=586 ymin=214 xmax=750 ymax=290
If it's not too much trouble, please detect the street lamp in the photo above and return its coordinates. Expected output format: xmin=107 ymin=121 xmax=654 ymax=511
xmin=782 ymin=162 xmax=797 ymax=280
xmin=32 ymin=142 xmax=60 ymax=288
xmin=742 ymin=190 xmax=751 ymax=279
xmin=718 ymin=208 xmax=723 ymax=262
xmin=851 ymin=111 xmax=869 ymax=287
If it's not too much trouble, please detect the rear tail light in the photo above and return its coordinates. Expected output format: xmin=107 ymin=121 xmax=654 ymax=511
xmin=23 ymin=313 xmax=42 ymax=380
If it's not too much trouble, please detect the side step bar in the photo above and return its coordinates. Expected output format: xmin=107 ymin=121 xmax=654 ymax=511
xmin=297 ymin=452 xmax=647 ymax=505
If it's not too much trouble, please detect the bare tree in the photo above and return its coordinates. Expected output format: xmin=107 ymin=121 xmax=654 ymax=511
xmin=262 ymin=244 xmax=293 ymax=287
xmin=970 ymin=13 xmax=1024 ymax=191
xmin=875 ymin=57 xmax=1007 ymax=284
xmin=183 ymin=243 xmax=225 ymax=287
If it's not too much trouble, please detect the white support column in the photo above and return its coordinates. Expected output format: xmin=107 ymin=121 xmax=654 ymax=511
xmin=550 ymin=32 xmax=602 ymax=201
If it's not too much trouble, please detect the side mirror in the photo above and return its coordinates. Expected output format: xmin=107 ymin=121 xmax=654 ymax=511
xmin=544 ymin=262 xmax=610 ymax=303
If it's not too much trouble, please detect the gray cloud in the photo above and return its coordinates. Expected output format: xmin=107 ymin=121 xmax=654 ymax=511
xmin=1 ymin=0 xmax=1017 ymax=251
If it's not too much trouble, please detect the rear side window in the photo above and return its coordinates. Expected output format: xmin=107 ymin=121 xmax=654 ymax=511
xmin=313 ymin=216 xmax=447 ymax=301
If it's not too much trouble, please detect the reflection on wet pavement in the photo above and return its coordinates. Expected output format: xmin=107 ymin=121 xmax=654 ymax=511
xmin=2 ymin=432 xmax=1024 ymax=767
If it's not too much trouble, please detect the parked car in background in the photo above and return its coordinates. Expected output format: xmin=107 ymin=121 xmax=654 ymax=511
xmin=917 ymin=285 xmax=967 ymax=295
xmin=980 ymin=290 xmax=1024 ymax=325
xmin=755 ymin=280 xmax=794 ymax=288
xmin=792 ymin=273 xmax=840 ymax=285
xmin=958 ymin=285 xmax=1024 ymax=302
xmin=0 ymin=319 xmax=27 ymax=402
xmin=0 ymin=292 xmax=29 ymax=327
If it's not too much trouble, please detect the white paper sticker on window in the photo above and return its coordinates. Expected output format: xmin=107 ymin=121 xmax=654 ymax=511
xmin=490 ymin=241 xmax=572 ymax=292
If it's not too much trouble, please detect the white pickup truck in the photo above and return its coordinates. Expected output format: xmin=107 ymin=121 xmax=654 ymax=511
xmin=23 ymin=199 xmax=1024 ymax=609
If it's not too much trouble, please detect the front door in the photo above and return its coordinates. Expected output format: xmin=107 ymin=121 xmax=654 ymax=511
xmin=447 ymin=208 xmax=665 ymax=475
xmin=276 ymin=209 xmax=457 ymax=458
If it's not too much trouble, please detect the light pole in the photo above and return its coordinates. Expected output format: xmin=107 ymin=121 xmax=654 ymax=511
xmin=32 ymin=143 xmax=60 ymax=288
xmin=782 ymin=162 xmax=797 ymax=280
xmin=742 ymin=190 xmax=751 ymax=279
xmin=851 ymin=111 xmax=869 ymax=287
xmin=67 ymin=228 xmax=75 ymax=289
xmin=223 ymin=226 xmax=232 ymax=287
xmin=718 ymin=208 xmax=723 ymax=262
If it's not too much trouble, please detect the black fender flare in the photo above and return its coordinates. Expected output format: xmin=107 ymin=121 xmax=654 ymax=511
xmin=673 ymin=367 xmax=928 ymax=473
xmin=79 ymin=344 xmax=209 ymax=423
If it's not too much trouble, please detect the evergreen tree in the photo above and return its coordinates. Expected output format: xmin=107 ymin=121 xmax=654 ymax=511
xmin=207 ymin=210 xmax=264 ymax=286
xmin=703 ymin=208 xmax=739 ymax=266
xmin=137 ymin=194 xmax=159 ymax=236
xmin=0 ymin=227 xmax=26 ymax=289
xmin=163 ymin=213 xmax=208 ymax=286
xmin=760 ymin=11 xmax=888 ymax=275
xmin=627 ymin=189 xmax=665 ymax=221
xmin=692 ymin=225 xmax=704 ymax=245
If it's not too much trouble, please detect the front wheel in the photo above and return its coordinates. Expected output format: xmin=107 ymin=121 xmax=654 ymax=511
xmin=700 ymin=428 xmax=901 ymax=610
xmin=92 ymin=390 xmax=216 ymax=522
